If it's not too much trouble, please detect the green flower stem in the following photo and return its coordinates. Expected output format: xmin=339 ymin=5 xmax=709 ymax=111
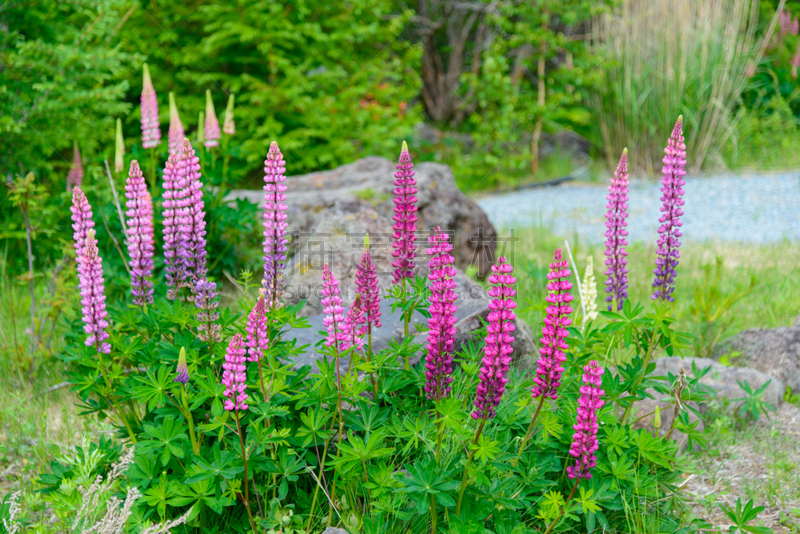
xmin=435 ymin=413 xmax=444 ymax=463
xmin=96 ymin=345 xmax=136 ymax=443
xmin=542 ymin=477 xmax=580 ymax=534
xmin=181 ymin=384 xmax=199 ymax=453
xmin=429 ymin=493 xmax=437 ymax=534
xmin=256 ymin=357 xmax=268 ymax=403
xmin=148 ymin=147 xmax=156 ymax=193
xmin=367 ymin=326 xmax=378 ymax=399
xmin=516 ymin=395 xmax=546 ymax=461
xmin=621 ymin=328 xmax=660 ymax=425
xmin=235 ymin=411 xmax=259 ymax=534
xmin=402 ymin=278 xmax=410 ymax=367
xmin=306 ymin=430 xmax=334 ymax=533
xmin=455 ymin=420 xmax=486 ymax=515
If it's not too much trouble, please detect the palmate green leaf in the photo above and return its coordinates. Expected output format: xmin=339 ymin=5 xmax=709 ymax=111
xmin=168 ymin=478 xmax=217 ymax=508
xmin=132 ymin=365 xmax=174 ymax=410
xmin=296 ymin=408 xmax=332 ymax=447
xmin=185 ymin=444 xmax=243 ymax=484
xmin=471 ymin=434 xmax=501 ymax=464
xmin=140 ymin=415 xmax=190 ymax=465
xmin=141 ymin=473 xmax=173 ymax=518
xmin=129 ymin=451 xmax=159 ymax=490
xmin=435 ymin=396 xmax=467 ymax=432
xmin=576 ymin=487 xmax=601 ymax=514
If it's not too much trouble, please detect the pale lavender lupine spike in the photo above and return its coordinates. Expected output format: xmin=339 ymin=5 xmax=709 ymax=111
xmin=70 ymin=187 xmax=95 ymax=262
xmin=162 ymin=149 xmax=189 ymax=299
xmin=222 ymin=333 xmax=248 ymax=412
xmin=604 ymin=149 xmax=630 ymax=311
xmin=566 ymin=361 xmax=605 ymax=480
xmin=391 ymin=141 xmax=418 ymax=284
xmin=425 ymin=228 xmax=458 ymax=401
xmin=246 ymin=295 xmax=269 ymax=362
xmin=652 ymin=116 xmax=686 ymax=302
xmin=67 ymin=143 xmax=83 ymax=189
xmin=141 ymin=64 xmax=161 ymax=150
xmin=168 ymin=92 xmax=184 ymax=155
xmin=125 ymin=160 xmax=155 ymax=305
xmin=223 ymin=94 xmax=235 ymax=135
xmin=204 ymin=90 xmax=221 ymax=148
xmin=472 ymin=256 xmax=516 ymax=421
xmin=262 ymin=141 xmax=288 ymax=309
xmin=194 ymin=278 xmax=221 ymax=342
xmin=77 ymin=229 xmax=111 ymax=355
xmin=178 ymin=138 xmax=208 ymax=289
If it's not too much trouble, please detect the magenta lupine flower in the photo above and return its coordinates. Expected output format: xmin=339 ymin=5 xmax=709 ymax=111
xmin=77 ymin=229 xmax=111 ymax=355
xmin=246 ymin=295 xmax=269 ymax=362
xmin=566 ymin=361 xmax=605 ymax=480
xmin=179 ymin=138 xmax=208 ymax=288
xmin=204 ymin=90 xmax=221 ymax=148
xmin=652 ymin=116 xmax=687 ymax=303
xmin=532 ymin=249 xmax=574 ymax=401
xmin=604 ymin=149 xmax=630 ymax=311
xmin=355 ymin=235 xmax=382 ymax=338
xmin=125 ymin=161 xmax=155 ymax=305
xmin=67 ymin=143 xmax=83 ymax=189
xmin=262 ymin=141 xmax=289 ymax=308
xmin=174 ymin=347 xmax=189 ymax=384
xmin=162 ymin=150 xmax=189 ymax=299
xmin=425 ymin=228 xmax=458 ymax=401
xmin=391 ymin=141 xmax=418 ymax=285
xmin=222 ymin=333 xmax=248 ymax=412
xmin=322 ymin=263 xmax=349 ymax=353
xmin=194 ymin=278 xmax=221 ymax=342
xmin=223 ymin=94 xmax=235 ymax=135
xmin=342 ymin=295 xmax=366 ymax=353
xmin=140 ymin=64 xmax=161 ymax=150
xmin=70 ymin=187 xmax=95 ymax=261
xmin=472 ymin=257 xmax=517 ymax=421
xmin=168 ymin=92 xmax=184 ymax=155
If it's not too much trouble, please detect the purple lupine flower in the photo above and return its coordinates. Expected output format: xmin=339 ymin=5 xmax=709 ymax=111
xmin=322 ymin=263 xmax=349 ymax=354
xmin=194 ymin=278 xmax=221 ymax=342
xmin=204 ymin=90 xmax=221 ymax=148
xmin=178 ymin=138 xmax=208 ymax=288
xmin=792 ymin=17 xmax=799 ymax=36
xmin=532 ymin=249 xmax=574 ymax=401
xmin=222 ymin=333 xmax=248 ymax=412
xmin=566 ymin=361 xmax=605 ymax=480
xmin=70 ymin=187 xmax=95 ymax=261
xmin=391 ymin=141 xmax=418 ymax=285
xmin=174 ymin=347 xmax=189 ymax=384
xmin=652 ymin=116 xmax=686 ymax=303
xmin=472 ymin=256 xmax=517 ymax=421
xmin=125 ymin=161 xmax=155 ymax=305
xmin=355 ymin=235 xmax=382 ymax=338
xmin=780 ymin=9 xmax=792 ymax=37
xmin=342 ymin=295 xmax=366 ymax=353
xmin=262 ymin=141 xmax=288 ymax=309
xmin=67 ymin=143 xmax=83 ymax=189
xmin=161 ymin=149 xmax=189 ymax=299
xmin=168 ymin=92 xmax=184 ymax=155
xmin=246 ymin=295 xmax=269 ymax=362
xmin=142 ymin=191 xmax=155 ymax=253
xmin=604 ymin=149 xmax=630 ymax=312
xmin=223 ymin=94 xmax=235 ymax=136
xmin=141 ymin=64 xmax=161 ymax=150
xmin=425 ymin=227 xmax=458 ymax=401
xmin=77 ymin=229 xmax=111 ymax=355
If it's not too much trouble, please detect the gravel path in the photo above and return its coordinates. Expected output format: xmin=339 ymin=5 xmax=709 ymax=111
xmin=477 ymin=173 xmax=800 ymax=243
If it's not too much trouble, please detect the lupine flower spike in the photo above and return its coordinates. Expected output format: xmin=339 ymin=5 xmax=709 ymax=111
xmin=70 ymin=187 xmax=95 ymax=262
xmin=566 ymin=361 xmax=605 ymax=480
xmin=223 ymin=94 xmax=236 ymax=135
xmin=125 ymin=161 xmax=155 ymax=305
xmin=391 ymin=141 xmax=418 ymax=286
xmin=204 ymin=90 xmax=221 ymax=148
xmin=162 ymin=149 xmax=188 ymax=299
xmin=179 ymin=138 xmax=208 ymax=288
xmin=194 ymin=279 xmax=221 ymax=342
xmin=532 ymin=249 xmax=573 ymax=401
xmin=168 ymin=92 xmax=184 ymax=155
xmin=77 ymin=229 xmax=111 ymax=355
xmin=604 ymin=149 xmax=629 ymax=311
xmin=196 ymin=112 xmax=205 ymax=146
xmin=67 ymin=142 xmax=83 ymax=189
xmin=652 ymin=116 xmax=686 ymax=302
xmin=581 ymin=256 xmax=598 ymax=329
xmin=115 ymin=119 xmax=125 ymax=173
xmin=222 ymin=333 xmax=248 ymax=412
xmin=262 ymin=141 xmax=288 ymax=309
xmin=342 ymin=295 xmax=366 ymax=355
xmin=472 ymin=256 xmax=517 ymax=421
xmin=140 ymin=64 xmax=161 ymax=150
xmin=321 ymin=263 xmax=348 ymax=354
xmin=425 ymin=228 xmax=458 ymax=401
xmin=174 ymin=347 xmax=189 ymax=384
xmin=246 ymin=295 xmax=269 ymax=363
xmin=355 ymin=234 xmax=382 ymax=342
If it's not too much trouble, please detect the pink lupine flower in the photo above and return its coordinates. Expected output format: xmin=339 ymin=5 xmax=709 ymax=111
xmin=140 ymin=64 xmax=161 ymax=150
xmin=204 ymin=90 xmax=221 ymax=148
xmin=262 ymin=141 xmax=288 ymax=308
xmin=223 ymin=94 xmax=235 ymax=135
xmin=792 ymin=43 xmax=800 ymax=79
xmin=652 ymin=116 xmax=686 ymax=303
xmin=792 ymin=18 xmax=799 ymax=36
xmin=70 ymin=187 xmax=95 ymax=261
xmin=194 ymin=278 xmax=221 ymax=342
xmin=67 ymin=143 xmax=83 ymax=189
xmin=142 ymin=191 xmax=155 ymax=251
xmin=342 ymin=295 xmax=366 ymax=353
xmin=178 ymin=138 xmax=208 ymax=288
xmin=391 ymin=141 xmax=418 ymax=285
xmin=532 ymin=249 xmax=574 ymax=400
xmin=322 ymin=263 xmax=349 ymax=353
xmin=472 ymin=256 xmax=517 ymax=421
xmin=246 ymin=295 xmax=269 ymax=362
xmin=222 ymin=333 xmax=248 ymax=412
xmin=168 ymin=92 xmax=184 ymax=155
xmin=125 ymin=161 xmax=155 ymax=305
xmin=780 ymin=9 xmax=792 ymax=37
xmin=566 ymin=361 xmax=605 ymax=480
xmin=161 ymin=149 xmax=189 ymax=299
xmin=425 ymin=228 xmax=458 ymax=401
xmin=604 ymin=149 xmax=630 ymax=311
xmin=77 ymin=229 xmax=111 ymax=355
xmin=355 ymin=235 xmax=382 ymax=338
xmin=174 ymin=347 xmax=189 ymax=384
